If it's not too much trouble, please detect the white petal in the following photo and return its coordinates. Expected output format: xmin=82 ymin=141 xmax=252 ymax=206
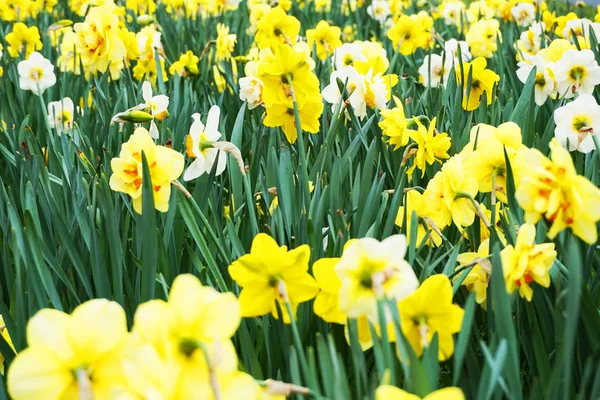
xmin=205 ymin=105 xmax=221 ymax=140
xmin=142 ymin=81 xmax=153 ymax=102
xmin=183 ymin=158 xmax=206 ymax=181
xmin=152 ymin=95 xmax=169 ymax=114
xmin=149 ymin=120 xmax=159 ymax=139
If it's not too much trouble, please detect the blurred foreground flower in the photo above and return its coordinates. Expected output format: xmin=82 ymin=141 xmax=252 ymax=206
xmin=7 ymin=299 xmax=128 ymax=399
xmin=376 ymin=385 xmax=465 ymax=400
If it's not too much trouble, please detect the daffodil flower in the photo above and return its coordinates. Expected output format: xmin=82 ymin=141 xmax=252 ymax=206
xmin=183 ymin=105 xmax=227 ymax=181
xmin=141 ymin=81 xmax=169 ymax=139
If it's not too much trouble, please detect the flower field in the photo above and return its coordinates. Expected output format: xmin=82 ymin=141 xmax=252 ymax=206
xmin=1 ymin=0 xmax=600 ymax=398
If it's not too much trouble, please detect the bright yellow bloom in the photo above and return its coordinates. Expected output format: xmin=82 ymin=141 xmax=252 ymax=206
xmin=387 ymin=14 xmax=432 ymax=56
xmin=466 ymin=19 xmax=500 ymax=58
xmin=263 ymin=97 xmax=323 ymax=144
xmin=406 ymin=117 xmax=451 ymax=177
xmin=457 ymin=57 xmax=500 ymax=111
xmin=354 ymin=41 xmax=390 ymax=76
xmin=7 ymin=299 xmax=128 ymax=399
xmin=215 ymin=23 xmax=237 ymax=62
xmin=259 ymin=43 xmax=320 ymax=106
xmin=501 ymin=224 xmax=557 ymax=301
xmin=462 ymin=122 xmax=525 ymax=203
xmin=125 ymin=0 xmax=156 ymax=15
xmin=306 ymin=20 xmax=342 ymax=61
xmin=5 ymin=23 xmax=42 ymax=58
xmin=395 ymin=189 xmax=443 ymax=247
xmin=424 ymin=155 xmax=479 ymax=229
xmin=516 ymin=139 xmax=600 ymax=244
xmin=109 ymin=127 xmax=184 ymax=214
xmin=379 ymin=96 xmax=410 ymax=150
xmin=254 ymin=6 xmax=300 ymax=49
xmin=228 ymin=233 xmax=319 ymax=323
xmin=456 ymin=239 xmax=491 ymax=307
xmin=376 ymin=385 xmax=465 ymax=400
xmin=170 ymin=50 xmax=199 ymax=76
xmin=126 ymin=274 xmax=259 ymax=399
xmin=335 ymin=235 xmax=418 ymax=321
xmin=73 ymin=5 xmax=128 ymax=76
xmin=313 ymin=257 xmax=346 ymax=324
xmin=396 ymin=275 xmax=464 ymax=360
xmin=0 ymin=315 xmax=15 ymax=375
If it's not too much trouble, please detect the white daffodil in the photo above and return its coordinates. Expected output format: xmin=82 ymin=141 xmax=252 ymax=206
xmin=419 ymin=54 xmax=452 ymax=88
xmin=348 ymin=70 xmax=389 ymax=120
xmin=333 ymin=42 xmax=367 ymax=72
xmin=511 ymin=2 xmax=535 ymax=27
xmin=17 ymin=52 xmax=56 ymax=96
xmin=442 ymin=1 xmax=465 ymax=26
xmin=183 ymin=105 xmax=227 ymax=181
xmin=554 ymin=94 xmax=600 ymax=153
xmin=367 ymin=0 xmax=391 ymax=25
xmin=553 ymin=49 xmax=600 ymax=99
xmin=141 ymin=81 xmax=169 ymax=139
xmin=239 ymin=62 xmax=264 ymax=110
xmin=517 ymin=21 xmax=545 ymax=57
xmin=516 ymin=56 xmax=556 ymax=106
xmin=322 ymin=65 xmax=361 ymax=108
xmin=444 ymin=39 xmax=472 ymax=63
xmin=562 ymin=18 xmax=593 ymax=43
xmin=47 ymin=97 xmax=75 ymax=135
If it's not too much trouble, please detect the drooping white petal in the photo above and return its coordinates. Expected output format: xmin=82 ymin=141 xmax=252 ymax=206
xmin=149 ymin=120 xmax=159 ymax=139
xmin=183 ymin=157 xmax=206 ymax=181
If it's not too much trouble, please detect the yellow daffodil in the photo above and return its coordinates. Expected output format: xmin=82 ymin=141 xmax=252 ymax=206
xmin=254 ymin=6 xmax=300 ymax=49
xmin=73 ymin=5 xmax=128 ymax=77
xmin=306 ymin=20 xmax=342 ymax=61
xmin=215 ymin=23 xmax=237 ymax=62
xmin=109 ymin=127 xmax=184 ymax=214
xmin=457 ymin=57 xmax=500 ymax=111
xmin=387 ymin=14 xmax=432 ymax=56
xmin=466 ymin=19 xmax=500 ymax=58
xmin=424 ymin=155 xmax=479 ymax=229
xmin=379 ymin=96 xmax=410 ymax=150
xmin=462 ymin=122 xmax=525 ymax=203
xmin=313 ymin=257 xmax=346 ymax=324
xmin=395 ymin=189 xmax=443 ymax=247
xmin=7 ymin=299 xmax=128 ymax=399
xmin=396 ymin=274 xmax=464 ymax=360
xmin=406 ymin=117 xmax=451 ymax=177
xmin=263 ymin=97 xmax=323 ymax=144
xmin=169 ymin=50 xmax=199 ymax=76
xmin=228 ymin=233 xmax=319 ymax=323
xmin=5 ymin=22 xmax=42 ymax=58
xmin=456 ymin=239 xmax=491 ymax=307
xmin=336 ymin=235 xmax=418 ymax=321
xmin=259 ymin=43 xmax=321 ymax=106
xmin=376 ymin=385 xmax=465 ymax=400
xmin=516 ymin=139 xmax=600 ymax=244
xmin=501 ymin=224 xmax=557 ymax=301
xmin=126 ymin=274 xmax=259 ymax=399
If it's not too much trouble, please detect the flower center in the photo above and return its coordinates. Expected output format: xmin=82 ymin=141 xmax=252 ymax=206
xmin=568 ymin=66 xmax=586 ymax=81
xmin=572 ymin=115 xmax=591 ymax=132
xmin=29 ymin=67 xmax=44 ymax=81
xmin=534 ymin=72 xmax=546 ymax=87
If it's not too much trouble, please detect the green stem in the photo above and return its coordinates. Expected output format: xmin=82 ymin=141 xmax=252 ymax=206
xmin=290 ymin=80 xmax=311 ymax=219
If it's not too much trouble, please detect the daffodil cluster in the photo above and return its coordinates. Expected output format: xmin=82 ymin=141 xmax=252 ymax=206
xmin=6 ymin=275 xmax=267 ymax=399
